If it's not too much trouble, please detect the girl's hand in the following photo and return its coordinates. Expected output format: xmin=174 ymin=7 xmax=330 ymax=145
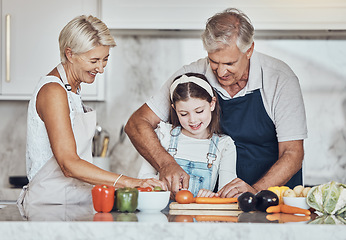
xmin=196 ymin=189 xmax=219 ymax=198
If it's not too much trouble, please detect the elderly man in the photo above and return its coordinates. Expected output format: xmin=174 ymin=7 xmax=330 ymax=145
xmin=125 ymin=8 xmax=307 ymax=198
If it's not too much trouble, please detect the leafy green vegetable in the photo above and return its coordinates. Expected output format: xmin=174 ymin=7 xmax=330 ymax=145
xmin=307 ymin=185 xmax=323 ymax=211
xmin=335 ymin=184 xmax=346 ymax=215
xmin=307 ymin=181 xmax=346 ymax=215
xmin=323 ymin=181 xmax=341 ymax=214
xmin=308 ymin=214 xmax=346 ymax=225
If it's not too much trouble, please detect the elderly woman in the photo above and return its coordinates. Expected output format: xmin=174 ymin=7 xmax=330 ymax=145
xmin=18 ymin=15 xmax=166 ymax=205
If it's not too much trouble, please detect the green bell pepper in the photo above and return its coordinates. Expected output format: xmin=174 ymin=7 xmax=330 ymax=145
xmin=116 ymin=187 xmax=138 ymax=213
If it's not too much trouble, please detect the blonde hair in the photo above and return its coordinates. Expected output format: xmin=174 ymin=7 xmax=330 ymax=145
xmin=59 ymin=15 xmax=116 ymax=63
xmin=201 ymin=8 xmax=254 ymax=53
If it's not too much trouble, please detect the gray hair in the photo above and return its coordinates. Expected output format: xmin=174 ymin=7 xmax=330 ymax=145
xmin=59 ymin=15 xmax=116 ymax=63
xmin=201 ymin=8 xmax=254 ymax=53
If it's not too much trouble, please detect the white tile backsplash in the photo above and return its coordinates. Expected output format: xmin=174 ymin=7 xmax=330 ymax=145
xmin=0 ymin=36 xmax=345 ymax=191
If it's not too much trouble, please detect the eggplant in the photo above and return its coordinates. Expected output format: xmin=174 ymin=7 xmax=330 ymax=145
xmin=255 ymin=190 xmax=279 ymax=212
xmin=238 ymin=192 xmax=257 ymax=212
xmin=238 ymin=212 xmax=272 ymax=223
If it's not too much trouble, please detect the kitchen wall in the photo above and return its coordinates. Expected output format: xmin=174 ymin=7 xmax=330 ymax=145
xmin=0 ymin=34 xmax=345 ymax=190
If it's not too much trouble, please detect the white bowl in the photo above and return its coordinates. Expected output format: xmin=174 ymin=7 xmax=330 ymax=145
xmin=283 ymin=197 xmax=310 ymax=210
xmin=136 ymin=211 xmax=168 ymax=222
xmin=137 ymin=191 xmax=170 ymax=212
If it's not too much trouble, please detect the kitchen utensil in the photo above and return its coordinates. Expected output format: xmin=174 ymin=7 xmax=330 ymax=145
xmin=93 ymin=157 xmax=110 ymax=171
xmin=100 ymin=136 xmax=110 ymax=158
xmin=169 ymin=209 xmax=241 ymax=216
xmin=136 ymin=211 xmax=169 ymax=223
xmin=93 ymin=125 xmax=102 ymax=157
xmin=169 ymin=202 xmax=239 ymax=210
xmin=283 ymin=197 xmax=310 ymax=210
xmin=169 ymin=202 xmax=241 ymax=216
xmin=109 ymin=125 xmax=126 ymax=156
xmin=137 ymin=191 xmax=170 ymax=212
xmin=9 ymin=176 xmax=28 ymax=188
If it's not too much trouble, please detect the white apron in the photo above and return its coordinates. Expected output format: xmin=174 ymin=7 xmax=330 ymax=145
xmin=17 ymin=64 xmax=96 ymax=206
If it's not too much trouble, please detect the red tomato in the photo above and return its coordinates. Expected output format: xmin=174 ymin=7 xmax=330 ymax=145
xmin=137 ymin=187 xmax=152 ymax=192
xmin=174 ymin=215 xmax=194 ymax=222
xmin=175 ymin=190 xmax=194 ymax=204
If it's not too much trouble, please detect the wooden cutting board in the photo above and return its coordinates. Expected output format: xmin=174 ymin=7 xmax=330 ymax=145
xmin=169 ymin=202 xmax=241 ymax=216
xmin=169 ymin=202 xmax=239 ymax=210
xmin=169 ymin=209 xmax=242 ymax=216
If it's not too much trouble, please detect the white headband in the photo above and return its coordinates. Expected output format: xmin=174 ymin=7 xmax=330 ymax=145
xmin=169 ymin=75 xmax=214 ymax=101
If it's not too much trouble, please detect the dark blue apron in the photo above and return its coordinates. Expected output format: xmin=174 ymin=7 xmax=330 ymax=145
xmin=217 ymin=89 xmax=302 ymax=188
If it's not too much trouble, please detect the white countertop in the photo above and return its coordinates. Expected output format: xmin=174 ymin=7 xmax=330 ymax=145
xmin=1 ymin=221 xmax=345 ymax=240
xmin=0 ymin=204 xmax=345 ymax=240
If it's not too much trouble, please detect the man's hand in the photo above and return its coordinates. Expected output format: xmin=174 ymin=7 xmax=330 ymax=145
xmin=217 ymin=178 xmax=256 ymax=198
xmin=126 ymin=104 xmax=189 ymax=197
xmin=159 ymin=161 xmax=190 ymax=198
xmin=219 ymin=141 xmax=304 ymax=198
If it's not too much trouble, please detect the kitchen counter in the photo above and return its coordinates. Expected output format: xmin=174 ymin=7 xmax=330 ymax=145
xmin=0 ymin=188 xmax=21 ymax=201
xmin=0 ymin=202 xmax=345 ymax=240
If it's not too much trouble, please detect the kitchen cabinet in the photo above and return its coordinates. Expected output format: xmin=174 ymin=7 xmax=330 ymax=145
xmin=0 ymin=0 xmax=105 ymax=101
xmin=102 ymin=0 xmax=346 ymax=31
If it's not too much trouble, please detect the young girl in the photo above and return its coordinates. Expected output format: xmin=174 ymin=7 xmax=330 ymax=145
xmin=138 ymin=73 xmax=237 ymax=197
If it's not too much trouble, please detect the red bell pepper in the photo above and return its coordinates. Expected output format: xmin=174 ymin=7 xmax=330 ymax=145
xmin=93 ymin=212 xmax=114 ymax=222
xmin=92 ymin=185 xmax=115 ymax=213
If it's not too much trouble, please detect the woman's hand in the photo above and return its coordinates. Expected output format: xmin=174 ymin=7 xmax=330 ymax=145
xmin=196 ymin=189 xmax=218 ymax=198
xmin=134 ymin=178 xmax=168 ymax=191
xmin=217 ymin=178 xmax=257 ymax=198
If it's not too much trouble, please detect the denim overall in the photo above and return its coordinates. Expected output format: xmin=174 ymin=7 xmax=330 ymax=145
xmin=168 ymin=126 xmax=220 ymax=197
xmin=217 ymin=89 xmax=302 ymax=189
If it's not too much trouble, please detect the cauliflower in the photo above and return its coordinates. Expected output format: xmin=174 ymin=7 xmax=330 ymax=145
xmin=307 ymin=181 xmax=346 ymax=215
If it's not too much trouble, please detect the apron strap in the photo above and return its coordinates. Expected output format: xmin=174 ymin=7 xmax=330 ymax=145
xmin=167 ymin=126 xmax=181 ymax=157
xmin=57 ymin=63 xmax=72 ymax=91
xmin=57 ymin=63 xmax=80 ymax=94
xmin=168 ymin=126 xmax=220 ymax=169
xmin=57 ymin=63 xmax=85 ymax=112
xmin=16 ymin=185 xmax=28 ymax=205
xmin=206 ymin=134 xmax=219 ymax=168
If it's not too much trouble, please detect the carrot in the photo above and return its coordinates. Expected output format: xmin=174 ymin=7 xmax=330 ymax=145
xmin=266 ymin=204 xmax=311 ymax=215
xmin=266 ymin=213 xmax=310 ymax=223
xmin=195 ymin=215 xmax=238 ymax=222
xmin=281 ymin=204 xmax=311 ymax=216
xmin=279 ymin=213 xmax=311 ymax=223
xmin=266 ymin=205 xmax=281 ymax=213
xmin=266 ymin=213 xmax=280 ymax=222
xmin=195 ymin=197 xmax=238 ymax=204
